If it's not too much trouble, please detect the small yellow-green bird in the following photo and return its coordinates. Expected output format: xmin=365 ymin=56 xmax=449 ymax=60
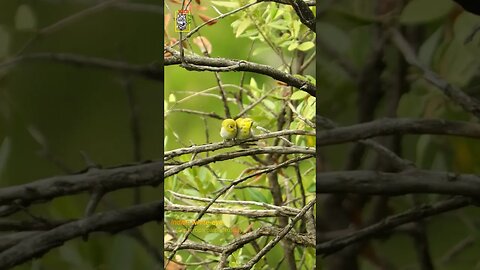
xmin=220 ymin=119 xmax=237 ymax=142
xmin=235 ymin=118 xmax=254 ymax=139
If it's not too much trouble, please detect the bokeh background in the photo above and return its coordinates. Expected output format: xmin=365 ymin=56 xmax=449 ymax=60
xmin=318 ymin=0 xmax=480 ymax=269
xmin=0 ymin=1 xmax=162 ymax=269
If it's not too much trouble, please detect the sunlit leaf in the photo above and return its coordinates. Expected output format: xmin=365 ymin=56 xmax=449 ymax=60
xmin=169 ymin=93 xmax=176 ymax=103
xmin=287 ymin=41 xmax=298 ymax=51
xmin=291 ymin=90 xmax=310 ymax=100
xmin=222 ymin=214 xmax=236 ymax=228
xmin=235 ymin=19 xmax=251 ymax=37
xmin=211 ymin=1 xmax=239 ymax=8
xmin=297 ymin=41 xmax=315 ymax=51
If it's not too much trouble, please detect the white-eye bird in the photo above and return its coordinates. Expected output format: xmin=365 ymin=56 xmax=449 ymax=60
xmin=220 ymin=119 xmax=237 ymax=142
xmin=235 ymin=118 xmax=254 ymax=139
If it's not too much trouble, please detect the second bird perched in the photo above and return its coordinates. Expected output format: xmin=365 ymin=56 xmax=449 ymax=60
xmin=220 ymin=118 xmax=254 ymax=143
xmin=235 ymin=118 xmax=254 ymax=140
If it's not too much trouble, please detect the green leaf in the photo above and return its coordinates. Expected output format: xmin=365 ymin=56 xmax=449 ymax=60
xmin=317 ymin=22 xmax=350 ymax=53
xmin=204 ymin=233 xmax=220 ymax=243
xmin=289 ymin=120 xmax=299 ymax=130
xmin=292 ymin=21 xmax=301 ymax=38
xmin=273 ymin=7 xmax=284 ymax=20
xmin=297 ymin=41 xmax=315 ymax=51
xmin=15 ymin=4 xmax=37 ymax=31
xmin=400 ymin=0 xmax=452 ymax=24
xmin=397 ymin=90 xmax=425 ymax=117
xmin=419 ymin=26 xmax=443 ymax=66
xmin=236 ymin=19 xmax=251 ymax=37
xmin=252 ymin=46 xmax=269 ymax=56
xmin=168 ymin=93 xmax=176 ymax=103
xmin=249 ymin=77 xmax=258 ymax=91
xmin=287 ymin=41 xmax=298 ymax=51
xmin=222 ymin=214 xmax=236 ymax=228
xmin=269 ymin=22 xmax=289 ymax=31
xmin=246 ymin=188 xmax=268 ymax=203
xmin=307 ymin=182 xmax=317 ymax=193
xmin=266 ymin=3 xmax=278 ymax=23
xmin=305 ymin=75 xmax=316 ymax=85
xmin=302 ymin=101 xmax=315 ymax=119
xmin=211 ymin=1 xmax=239 ymax=8
xmin=416 ymin=135 xmax=431 ymax=166
xmin=263 ymin=99 xmax=276 ymax=111
xmin=291 ymin=90 xmax=310 ymax=100
xmin=107 ymin=236 xmax=134 ymax=270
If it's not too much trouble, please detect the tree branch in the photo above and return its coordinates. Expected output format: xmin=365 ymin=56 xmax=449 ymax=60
xmin=165 ymin=204 xmax=298 ymax=218
xmin=164 ymin=55 xmax=315 ymax=96
xmin=0 ymin=201 xmax=163 ymax=269
xmin=391 ymin=29 xmax=480 ymax=119
xmin=316 ymin=197 xmax=470 ymax=255
xmin=317 ymin=170 xmax=480 ymax=196
xmin=165 ymin=129 xmax=314 ymax=160
xmin=0 ymin=161 xmax=163 ymax=207
xmin=165 ymin=147 xmax=314 ymax=178
xmin=0 ymin=53 xmax=162 ymax=81
xmin=317 ymin=118 xmax=480 ymax=146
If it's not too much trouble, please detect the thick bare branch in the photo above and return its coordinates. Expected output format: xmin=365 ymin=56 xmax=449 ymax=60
xmin=165 ymin=129 xmax=314 ymax=160
xmin=0 ymin=53 xmax=162 ymax=81
xmin=318 ymin=118 xmax=480 ymax=146
xmin=0 ymin=161 xmax=162 ymax=206
xmin=164 ymin=55 xmax=315 ymax=96
xmin=316 ymin=197 xmax=470 ymax=255
xmin=165 ymin=204 xmax=298 ymax=217
xmin=165 ymin=146 xmax=314 ymax=178
xmin=0 ymin=201 xmax=163 ymax=269
xmin=391 ymin=30 xmax=480 ymax=119
xmin=164 ymin=226 xmax=314 ymax=254
xmin=317 ymin=170 xmax=480 ymax=197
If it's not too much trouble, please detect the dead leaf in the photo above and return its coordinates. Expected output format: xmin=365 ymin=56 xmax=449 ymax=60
xmin=198 ymin=14 xmax=217 ymax=25
xmin=165 ymin=13 xmax=171 ymax=29
xmin=165 ymin=255 xmax=186 ymax=270
xmin=164 ymin=234 xmax=174 ymax=243
xmin=164 ymin=13 xmax=171 ymax=38
xmin=232 ymin=226 xmax=241 ymax=238
xmin=165 ymin=261 xmax=186 ymax=270
xmin=244 ymin=223 xmax=254 ymax=233
xmin=192 ymin=36 xmax=212 ymax=54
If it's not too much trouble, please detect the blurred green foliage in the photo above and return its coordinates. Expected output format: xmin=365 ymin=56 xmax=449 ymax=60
xmin=0 ymin=1 xmax=162 ymax=269
xmin=318 ymin=0 xmax=480 ymax=269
